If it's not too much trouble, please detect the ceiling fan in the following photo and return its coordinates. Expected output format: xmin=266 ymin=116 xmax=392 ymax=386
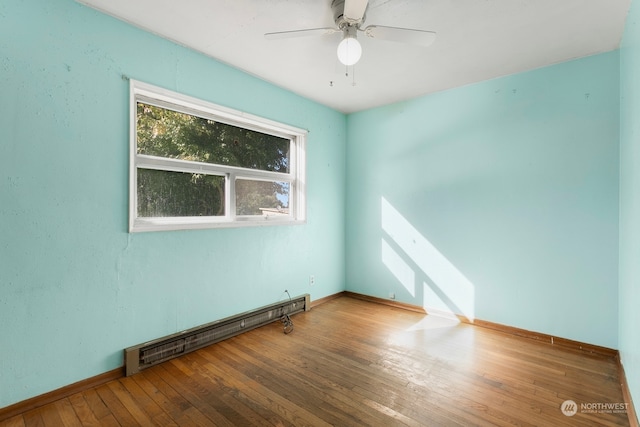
xmin=264 ymin=0 xmax=436 ymax=66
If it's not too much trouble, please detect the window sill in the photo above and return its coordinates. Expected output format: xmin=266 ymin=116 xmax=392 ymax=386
xmin=130 ymin=216 xmax=306 ymax=233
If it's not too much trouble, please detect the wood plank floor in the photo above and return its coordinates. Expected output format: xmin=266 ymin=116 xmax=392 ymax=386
xmin=1 ymin=296 xmax=630 ymax=426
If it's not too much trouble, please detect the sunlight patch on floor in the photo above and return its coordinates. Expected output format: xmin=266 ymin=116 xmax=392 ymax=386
xmin=406 ymin=314 xmax=460 ymax=332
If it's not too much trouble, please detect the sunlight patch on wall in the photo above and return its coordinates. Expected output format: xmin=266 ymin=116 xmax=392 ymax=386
xmin=422 ymin=281 xmax=457 ymax=316
xmin=381 ymin=197 xmax=475 ymax=321
xmin=382 ymin=238 xmax=416 ymax=296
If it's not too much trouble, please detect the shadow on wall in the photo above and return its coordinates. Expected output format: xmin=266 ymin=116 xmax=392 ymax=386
xmin=381 ymin=196 xmax=475 ymax=321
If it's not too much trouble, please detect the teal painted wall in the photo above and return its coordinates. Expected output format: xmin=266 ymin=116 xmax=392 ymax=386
xmin=346 ymin=52 xmax=620 ymax=348
xmin=620 ymin=0 xmax=640 ymax=415
xmin=0 ymin=0 xmax=346 ymax=407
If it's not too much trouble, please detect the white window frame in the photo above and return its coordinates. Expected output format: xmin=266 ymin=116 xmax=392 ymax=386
xmin=129 ymin=80 xmax=307 ymax=232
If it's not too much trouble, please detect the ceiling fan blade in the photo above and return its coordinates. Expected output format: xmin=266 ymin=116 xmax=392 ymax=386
xmin=265 ymin=27 xmax=339 ymax=40
xmin=363 ymin=25 xmax=437 ymax=46
xmin=344 ymin=0 xmax=368 ymax=21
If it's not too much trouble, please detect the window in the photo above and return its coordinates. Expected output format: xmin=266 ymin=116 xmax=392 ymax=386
xmin=129 ymin=80 xmax=306 ymax=232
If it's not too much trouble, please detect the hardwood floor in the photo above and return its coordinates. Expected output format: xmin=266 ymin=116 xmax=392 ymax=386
xmin=1 ymin=296 xmax=631 ymax=426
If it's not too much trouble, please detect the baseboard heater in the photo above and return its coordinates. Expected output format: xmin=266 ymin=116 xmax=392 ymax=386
xmin=124 ymin=293 xmax=310 ymax=376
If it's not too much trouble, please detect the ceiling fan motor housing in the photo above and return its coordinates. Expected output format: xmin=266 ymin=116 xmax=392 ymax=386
xmin=332 ymin=0 xmax=366 ymax=29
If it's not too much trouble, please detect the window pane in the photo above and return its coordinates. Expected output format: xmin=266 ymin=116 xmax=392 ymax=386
xmin=137 ymin=169 xmax=225 ymax=217
xmin=137 ymin=103 xmax=290 ymax=173
xmin=236 ymin=179 xmax=290 ymax=216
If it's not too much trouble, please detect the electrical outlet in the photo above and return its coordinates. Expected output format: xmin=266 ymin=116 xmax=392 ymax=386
xmin=389 ymin=292 xmax=396 ymax=300
xmin=309 ymin=275 xmax=315 ymax=286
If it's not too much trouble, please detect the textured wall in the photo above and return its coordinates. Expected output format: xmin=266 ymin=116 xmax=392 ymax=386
xmin=346 ymin=52 xmax=620 ymax=348
xmin=0 ymin=0 xmax=346 ymax=407
xmin=620 ymin=0 xmax=640 ymax=416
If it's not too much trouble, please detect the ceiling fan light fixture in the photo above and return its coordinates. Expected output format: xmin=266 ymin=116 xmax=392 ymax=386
xmin=337 ymin=26 xmax=362 ymax=65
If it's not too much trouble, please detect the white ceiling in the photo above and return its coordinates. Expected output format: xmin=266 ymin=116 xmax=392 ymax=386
xmin=77 ymin=0 xmax=630 ymax=113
